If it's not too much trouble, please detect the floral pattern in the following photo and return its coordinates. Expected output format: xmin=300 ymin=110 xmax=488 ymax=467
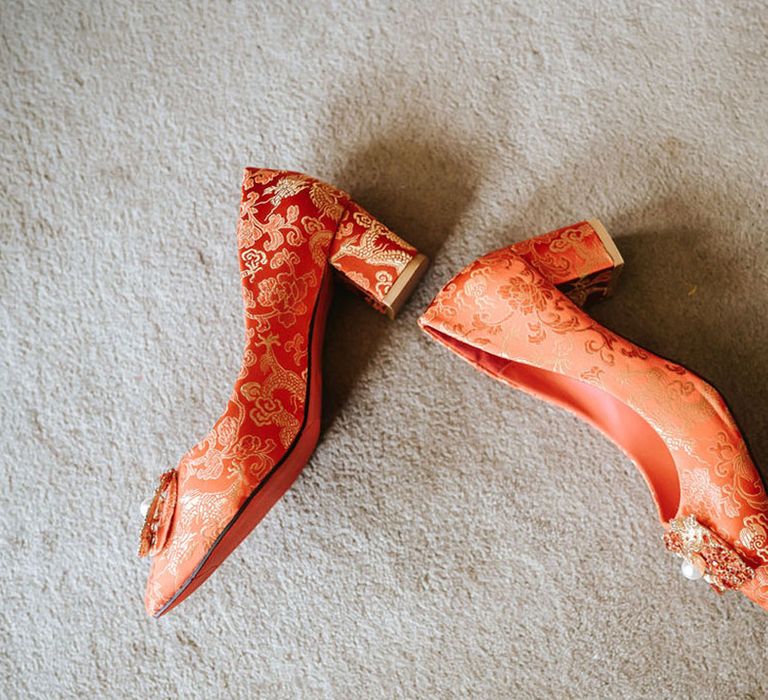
xmin=740 ymin=514 xmax=768 ymax=560
xmin=419 ymin=222 xmax=768 ymax=612
xmin=510 ymin=220 xmax=623 ymax=306
xmin=141 ymin=169 xmax=423 ymax=616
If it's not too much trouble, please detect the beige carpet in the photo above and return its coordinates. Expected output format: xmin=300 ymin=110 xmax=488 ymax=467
xmin=3 ymin=1 xmax=768 ymax=697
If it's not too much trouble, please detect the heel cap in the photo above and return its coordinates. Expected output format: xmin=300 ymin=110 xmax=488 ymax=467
xmin=381 ymin=253 xmax=429 ymax=319
xmin=587 ymin=218 xmax=624 ymax=298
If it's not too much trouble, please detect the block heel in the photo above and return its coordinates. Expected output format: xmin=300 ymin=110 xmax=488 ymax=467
xmin=510 ymin=219 xmax=623 ymax=306
xmin=329 ymin=200 xmax=428 ymax=318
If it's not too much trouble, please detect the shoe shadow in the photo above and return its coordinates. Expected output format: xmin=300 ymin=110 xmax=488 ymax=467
xmin=320 ymin=130 xmax=480 ymax=428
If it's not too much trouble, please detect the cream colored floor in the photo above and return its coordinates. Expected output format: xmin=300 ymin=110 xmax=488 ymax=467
xmin=2 ymin=1 xmax=768 ymax=697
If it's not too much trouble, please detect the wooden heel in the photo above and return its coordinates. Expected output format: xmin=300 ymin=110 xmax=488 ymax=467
xmin=329 ymin=201 xmax=428 ymax=318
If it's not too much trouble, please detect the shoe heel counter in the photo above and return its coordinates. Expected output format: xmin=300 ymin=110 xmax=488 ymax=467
xmin=329 ymin=201 xmax=428 ymax=319
xmin=511 ymin=219 xmax=623 ymax=306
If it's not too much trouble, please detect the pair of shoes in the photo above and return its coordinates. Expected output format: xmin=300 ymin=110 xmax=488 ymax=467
xmin=139 ymin=169 xmax=768 ymax=617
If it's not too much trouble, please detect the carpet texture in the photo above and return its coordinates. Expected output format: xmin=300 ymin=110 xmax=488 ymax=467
xmin=2 ymin=1 xmax=768 ymax=697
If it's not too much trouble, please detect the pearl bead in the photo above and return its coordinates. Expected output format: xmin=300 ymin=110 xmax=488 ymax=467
xmin=140 ymin=496 xmax=153 ymax=519
xmin=681 ymin=558 xmax=704 ymax=581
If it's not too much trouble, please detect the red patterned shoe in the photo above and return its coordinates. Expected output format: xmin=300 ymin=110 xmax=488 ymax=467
xmin=419 ymin=221 xmax=768 ymax=612
xmin=139 ymin=168 xmax=428 ymax=616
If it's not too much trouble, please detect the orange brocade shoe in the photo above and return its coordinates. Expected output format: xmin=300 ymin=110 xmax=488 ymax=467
xmin=419 ymin=221 xmax=768 ymax=612
xmin=139 ymin=168 xmax=428 ymax=616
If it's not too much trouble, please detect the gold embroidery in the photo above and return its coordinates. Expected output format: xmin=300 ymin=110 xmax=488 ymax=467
xmin=711 ymin=431 xmax=767 ymax=517
xmin=264 ymin=175 xmax=310 ymax=205
xmin=310 ymin=181 xmax=345 ymax=220
xmin=740 ymin=514 xmax=768 ymax=562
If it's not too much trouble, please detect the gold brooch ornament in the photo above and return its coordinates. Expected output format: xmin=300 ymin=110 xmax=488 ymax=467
xmin=663 ymin=515 xmax=754 ymax=593
xmin=138 ymin=470 xmax=178 ymax=558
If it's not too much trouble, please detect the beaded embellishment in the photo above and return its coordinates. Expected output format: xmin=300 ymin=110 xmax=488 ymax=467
xmin=138 ymin=470 xmax=177 ymax=558
xmin=663 ymin=515 xmax=754 ymax=593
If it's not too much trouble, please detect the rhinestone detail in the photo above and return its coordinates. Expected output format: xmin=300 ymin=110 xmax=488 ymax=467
xmin=664 ymin=515 xmax=754 ymax=593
